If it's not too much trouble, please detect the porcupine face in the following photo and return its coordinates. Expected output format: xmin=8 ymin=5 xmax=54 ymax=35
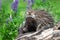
xmin=26 ymin=17 xmax=37 ymax=32
xmin=23 ymin=10 xmax=37 ymax=32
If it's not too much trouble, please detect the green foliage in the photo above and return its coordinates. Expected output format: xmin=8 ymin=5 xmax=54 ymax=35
xmin=0 ymin=0 xmax=60 ymax=40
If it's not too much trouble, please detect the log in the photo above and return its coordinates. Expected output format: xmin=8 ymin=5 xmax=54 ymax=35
xmin=15 ymin=29 xmax=60 ymax=40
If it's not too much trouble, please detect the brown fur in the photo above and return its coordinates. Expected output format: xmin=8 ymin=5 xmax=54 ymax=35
xmin=18 ymin=9 xmax=54 ymax=34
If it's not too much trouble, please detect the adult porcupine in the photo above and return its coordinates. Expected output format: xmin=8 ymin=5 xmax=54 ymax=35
xmin=18 ymin=9 xmax=54 ymax=34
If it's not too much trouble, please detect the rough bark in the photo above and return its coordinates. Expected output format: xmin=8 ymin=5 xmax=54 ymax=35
xmin=15 ymin=28 xmax=60 ymax=40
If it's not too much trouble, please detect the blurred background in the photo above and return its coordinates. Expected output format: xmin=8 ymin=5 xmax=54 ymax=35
xmin=0 ymin=0 xmax=60 ymax=40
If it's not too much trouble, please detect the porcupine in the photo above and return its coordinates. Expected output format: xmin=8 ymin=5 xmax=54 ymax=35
xmin=18 ymin=9 xmax=54 ymax=35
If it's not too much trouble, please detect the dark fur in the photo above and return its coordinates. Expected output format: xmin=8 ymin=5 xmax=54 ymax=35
xmin=18 ymin=17 xmax=37 ymax=34
xmin=24 ymin=17 xmax=37 ymax=32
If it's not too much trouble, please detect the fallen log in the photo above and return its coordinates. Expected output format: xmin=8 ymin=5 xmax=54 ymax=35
xmin=15 ymin=28 xmax=60 ymax=40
